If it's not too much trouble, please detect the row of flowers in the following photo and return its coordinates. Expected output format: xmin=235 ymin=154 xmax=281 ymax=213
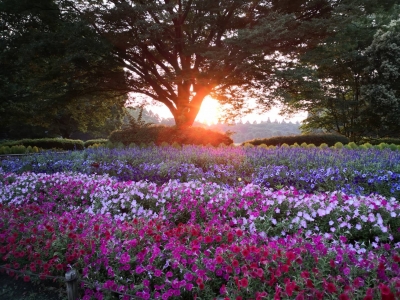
xmin=1 ymin=170 xmax=400 ymax=298
xmin=1 ymin=146 xmax=400 ymax=198
xmin=1 ymin=171 xmax=400 ymax=246
xmin=1 ymin=202 xmax=400 ymax=299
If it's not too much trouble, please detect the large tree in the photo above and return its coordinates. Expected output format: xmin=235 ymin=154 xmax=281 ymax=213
xmin=0 ymin=0 xmax=128 ymax=138
xmin=272 ymin=1 xmax=399 ymax=141
xmin=362 ymin=18 xmax=400 ymax=138
xmin=59 ymin=0 xmax=357 ymax=127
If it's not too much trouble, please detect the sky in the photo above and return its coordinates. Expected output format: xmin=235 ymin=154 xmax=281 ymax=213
xmin=147 ymin=96 xmax=307 ymax=125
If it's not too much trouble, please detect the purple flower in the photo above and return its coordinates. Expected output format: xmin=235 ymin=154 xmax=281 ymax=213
xmin=135 ymin=265 xmax=145 ymax=274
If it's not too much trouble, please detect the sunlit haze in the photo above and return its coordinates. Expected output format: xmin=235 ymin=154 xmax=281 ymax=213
xmin=148 ymin=97 xmax=307 ymax=125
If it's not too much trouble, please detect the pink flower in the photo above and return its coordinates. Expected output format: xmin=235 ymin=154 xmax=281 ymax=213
xmin=300 ymin=271 xmax=309 ymax=279
xmin=215 ymin=255 xmax=224 ymax=264
xmin=119 ymin=252 xmax=130 ymax=265
xmin=326 ymin=282 xmax=337 ymax=293
xmin=135 ymin=265 xmax=145 ymax=274
xmin=240 ymin=278 xmax=249 ymax=288
xmin=339 ymin=293 xmax=350 ymax=300
xmin=204 ymin=236 xmax=213 ymax=243
xmin=166 ymin=271 xmax=173 ymax=278
xmin=220 ymin=284 xmax=227 ymax=295
xmin=380 ymin=284 xmax=395 ymax=300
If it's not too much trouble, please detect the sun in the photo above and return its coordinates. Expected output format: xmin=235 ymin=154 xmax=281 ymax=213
xmin=195 ymin=96 xmax=221 ymax=125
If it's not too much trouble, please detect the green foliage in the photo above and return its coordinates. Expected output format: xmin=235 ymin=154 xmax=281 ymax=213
xmin=160 ymin=142 xmax=169 ymax=147
xmin=0 ymin=138 xmax=84 ymax=151
xmin=362 ymin=18 xmax=400 ymax=138
xmin=273 ymin=1 xmax=400 ymax=142
xmin=52 ymin=0 xmax=353 ymax=127
xmin=334 ymin=142 xmax=344 ymax=149
xmin=243 ymin=143 xmax=255 ymax=148
xmin=362 ymin=142 xmax=373 ymax=149
xmin=348 ymin=142 xmax=359 ymax=149
xmin=0 ymin=144 xmax=40 ymax=155
xmin=84 ymin=139 xmax=108 ymax=148
xmin=377 ymin=143 xmax=390 ymax=150
xmin=109 ymin=126 xmax=233 ymax=147
xmin=87 ymin=143 xmax=103 ymax=149
xmin=363 ymin=138 xmax=400 ymax=145
xmin=300 ymin=142 xmax=308 ymax=148
xmin=319 ymin=143 xmax=329 ymax=149
xmin=291 ymin=142 xmax=300 ymax=148
xmin=104 ymin=141 xmax=114 ymax=149
xmin=10 ymin=145 xmax=27 ymax=154
xmin=243 ymin=134 xmax=349 ymax=147
xmin=171 ymin=142 xmax=181 ymax=150
xmin=0 ymin=0 xmax=127 ymax=139
xmin=0 ymin=146 xmax=10 ymax=155
xmin=258 ymin=144 xmax=269 ymax=149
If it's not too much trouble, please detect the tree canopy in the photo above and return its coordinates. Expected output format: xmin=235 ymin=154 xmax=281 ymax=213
xmin=0 ymin=0 xmax=128 ymax=138
xmin=58 ymin=0 xmax=357 ymax=127
xmin=272 ymin=1 xmax=400 ymax=142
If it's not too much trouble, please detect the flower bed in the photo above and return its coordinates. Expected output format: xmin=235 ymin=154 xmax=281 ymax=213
xmin=1 ymin=146 xmax=400 ymax=198
xmin=1 ymin=146 xmax=400 ymax=299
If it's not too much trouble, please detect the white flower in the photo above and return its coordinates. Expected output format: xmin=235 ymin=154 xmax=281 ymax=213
xmin=300 ymin=219 xmax=307 ymax=228
xmin=340 ymin=222 xmax=348 ymax=228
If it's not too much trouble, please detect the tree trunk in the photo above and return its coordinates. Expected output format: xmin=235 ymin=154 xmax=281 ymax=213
xmin=170 ymin=86 xmax=210 ymax=128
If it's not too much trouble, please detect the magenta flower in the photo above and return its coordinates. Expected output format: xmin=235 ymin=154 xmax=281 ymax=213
xmin=119 ymin=252 xmax=130 ymax=265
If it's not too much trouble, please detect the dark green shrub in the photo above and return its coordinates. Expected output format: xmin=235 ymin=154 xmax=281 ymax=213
xmin=361 ymin=137 xmax=400 ymax=145
xmin=0 ymin=138 xmax=84 ymax=150
xmin=10 ymin=145 xmax=27 ymax=154
xmin=109 ymin=125 xmax=233 ymax=146
xmin=0 ymin=146 xmax=11 ymax=155
xmin=242 ymin=134 xmax=349 ymax=147
xmin=84 ymin=139 xmax=108 ymax=148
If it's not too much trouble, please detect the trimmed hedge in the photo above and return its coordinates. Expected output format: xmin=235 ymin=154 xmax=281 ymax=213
xmin=84 ymin=139 xmax=108 ymax=148
xmin=109 ymin=125 xmax=233 ymax=147
xmin=363 ymin=138 xmax=400 ymax=146
xmin=0 ymin=138 xmax=84 ymax=150
xmin=0 ymin=145 xmax=40 ymax=155
xmin=242 ymin=134 xmax=349 ymax=147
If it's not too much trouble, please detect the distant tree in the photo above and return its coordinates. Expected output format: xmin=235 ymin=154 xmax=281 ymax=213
xmin=125 ymin=107 xmax=162 ymax=125
xmin=57 ymin=0 xmax=358 ymax=128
